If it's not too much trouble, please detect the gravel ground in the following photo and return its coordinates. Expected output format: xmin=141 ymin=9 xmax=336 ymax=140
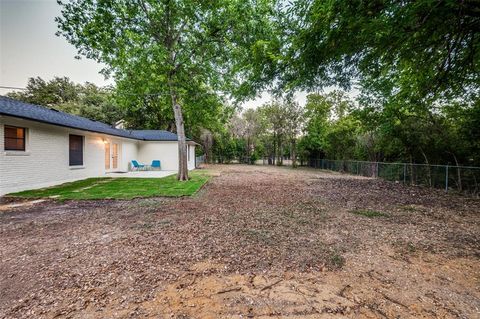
xmin=0 ymin=164 xmax=479 ymax=318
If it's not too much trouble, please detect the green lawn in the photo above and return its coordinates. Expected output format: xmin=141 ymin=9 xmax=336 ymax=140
xmin=9 ymin=171 xmax=210 ymax=200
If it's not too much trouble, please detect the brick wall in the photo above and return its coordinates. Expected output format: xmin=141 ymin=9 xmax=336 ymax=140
xmin=0 ymin=116 xmax=136 ymax=195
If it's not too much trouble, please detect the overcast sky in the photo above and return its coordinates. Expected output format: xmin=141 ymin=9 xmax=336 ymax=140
xmin=0 ymin=0 xmax=327 ymax=109
xmin=0 ymin=0 xmax=112 ymax=94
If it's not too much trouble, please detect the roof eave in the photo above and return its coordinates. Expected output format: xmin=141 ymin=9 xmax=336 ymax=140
xmin=0 ymin=112 xmax=140 ymax=141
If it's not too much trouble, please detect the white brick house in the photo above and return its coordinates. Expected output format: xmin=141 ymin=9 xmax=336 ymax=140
xmin=0 ymin=97 xmax=197 ymax=196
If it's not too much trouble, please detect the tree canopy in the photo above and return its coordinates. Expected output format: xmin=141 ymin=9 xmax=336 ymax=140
xmin=13 ymin=0 xmax=475 ymax=171
xmin=7 ymin=76 xmax=124 ymax=125
xmin=282 ymin=0 xmax=479 ymax=104
xmin=56 ymin=0 xmax=277 ymax=179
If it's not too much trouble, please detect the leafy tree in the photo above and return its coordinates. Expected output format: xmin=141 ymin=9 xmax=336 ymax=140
xmin=7 ymin=76 xmax=78 ymax=107
xmin=284 ymin=0 xmax=479 ymax=105
xmin=7 ymin=76 xmax=124 ymax=125
xmin=259 ymin=101 xmax=287 ymax=164
xmin=211 ymin=130 xmax=238 ymax=163
xmin=301 ymin=92 xmax=337 ymax=159
xmin=56 ymin=0 xmax=276 ymax=180
xmin=227 ymin=108 xmax=265 ymax=163
xmin=323 ymin=116 xmax=359 ymax=160
xmin=199 ymin=128 xmax=214 ymax=163
xmin=283 ymin=99 xmax=304 ymax=167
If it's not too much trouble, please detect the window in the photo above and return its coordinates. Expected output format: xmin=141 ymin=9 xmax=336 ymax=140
xmin=69 ymin=135 xmax=84 ymax=166
xmin=4 ymin=126 xmax=26 ymax=151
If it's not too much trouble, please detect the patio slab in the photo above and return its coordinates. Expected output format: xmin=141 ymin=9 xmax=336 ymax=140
xmin=106 ymin=170 xmax=177 ymax=178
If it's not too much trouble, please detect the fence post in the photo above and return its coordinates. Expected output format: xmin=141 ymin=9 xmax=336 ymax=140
xmin=375 ymin=162 xmax=379 ymax=178
xmin=445 ymin=165 xmax=449 ymax=192
xmin=403 ymin=163 xmax=406 ymax=184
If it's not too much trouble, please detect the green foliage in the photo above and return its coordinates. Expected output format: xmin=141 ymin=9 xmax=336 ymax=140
xmin=256 ymin=99 xmax=304 ymax=165
xmin=328 ymin=252 xmax=346 ymax=269
xmin=56 ymin=0 xmax=277 ymax=179
xmin=212 ymin=130 xmax=238 ymax=163
xmin=7 ymin=77 xmax=124 ymax=125
xmin=250 ymin=151 xmax=260 ymax=164
xmin=323 ymin=116 xmax=359 ymax=160
xmin=55 ymin=0 xmax=278 ymax=114
xmin=284 ymin=0 xmax=479 ymax=105
xmin=17 ymin=1 xmax=475 ymax=169
xmin=300 ymin=91 xmax=356 ymax=160
xmin=256 ymin=0 xmax=480 ymax=168
xmin=297 ymin=89 xmax=480 ymax=166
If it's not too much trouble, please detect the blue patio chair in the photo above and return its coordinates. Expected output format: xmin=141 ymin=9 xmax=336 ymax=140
xmin=131 ymin=160 xmax=145 ymax=171
xmin=151 ymin=160 xmax=161 ymax=170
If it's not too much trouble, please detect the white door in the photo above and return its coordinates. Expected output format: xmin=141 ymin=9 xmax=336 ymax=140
xmin=105 ymin=143 xmax=110 ymax=170
xmin=105 ymin=142 xmax=120 ymax=171
xmin=112 ymin=143 xmax=118 ymax=169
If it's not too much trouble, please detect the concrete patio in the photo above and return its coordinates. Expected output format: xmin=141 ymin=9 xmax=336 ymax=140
xmin=106 ymin=170 xmax=177 ymax=178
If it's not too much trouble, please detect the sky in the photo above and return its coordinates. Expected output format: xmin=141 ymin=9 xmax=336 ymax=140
xmin=0 ymin=0 xmax=348 ymax=109
xmin=0 ymin=0 xmax=113 ymax=95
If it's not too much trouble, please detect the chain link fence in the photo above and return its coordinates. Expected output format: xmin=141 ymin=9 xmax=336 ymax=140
xmin=307 ymin=159 xmax=480 ymax=195
xmin=195 ymin=155 xmax=206 ymax=168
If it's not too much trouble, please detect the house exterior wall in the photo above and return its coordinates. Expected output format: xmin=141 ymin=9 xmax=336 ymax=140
xmin=137 ymin=141 xmax=196 ymax=171
xmin=137 ymin=141 xmax=178 ymax=171
xmin=0 ymin=115 xmax=196 ymax=196
xmin=0 ymin=116 xmax=138 ymax=195
xmin=188 ymin=144 xmax=196 ymax=170
xmin=120 ymin=139 xmax=138 ymax=172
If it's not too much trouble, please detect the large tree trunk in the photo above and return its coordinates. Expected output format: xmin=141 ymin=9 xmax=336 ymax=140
xmin=170 ymin=90 xmax=189 ymax=181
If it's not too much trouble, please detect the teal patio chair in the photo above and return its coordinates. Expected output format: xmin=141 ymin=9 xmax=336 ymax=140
xmin=151 ymin=160 xmax=161 ymax=170
xmin=131 ymin=160 xmax=145 ymax=171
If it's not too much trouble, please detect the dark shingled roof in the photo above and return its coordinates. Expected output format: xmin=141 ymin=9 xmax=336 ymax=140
xmin=129 ymin=130 xmax=190 ymax=141
xmin=0 ymin=96 xmax=192 ymax=142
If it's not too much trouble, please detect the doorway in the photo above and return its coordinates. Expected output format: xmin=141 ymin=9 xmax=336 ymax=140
xmin=112 ymin=143 xmax=118 ymax=169
xmin=104 ymin=141 xmax=120 ymax=171
xmin=105 ymin=143 xmax=110 ymax=170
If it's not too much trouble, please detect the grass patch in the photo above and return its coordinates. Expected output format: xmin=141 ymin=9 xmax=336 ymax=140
xmin=329 ymin=253 xmax=346 ymax=269
xmin=9 ymin=171 xmax=210 ymax=200
xmin=400 ymin=205 xmax=418 ymax=212
xmin=351 ymin=209 xmax=387 ymax=218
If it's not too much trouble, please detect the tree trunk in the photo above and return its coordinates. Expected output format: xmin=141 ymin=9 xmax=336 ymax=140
xmin=246 ymin=136 xmax=250 ymax=164
xmin=278 ymin=137 xmax=283 ymax=166
xmin=451 ymin=152 xmax=462 ymax=191
xmin=291 ymin=138 xmax=297 ymax=168
xmin=420 ymin=148 xmax=432 ymax=187
xmin=169 ymin=90 xmax=189 ymax=181
xmin=272 ymin=132 xmax=276 ymax=166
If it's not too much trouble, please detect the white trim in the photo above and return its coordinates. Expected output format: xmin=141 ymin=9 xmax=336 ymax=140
xmin=4 ymin=151 xmax=31 ymax=156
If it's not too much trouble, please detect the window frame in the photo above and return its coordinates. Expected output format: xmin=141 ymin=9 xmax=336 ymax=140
xmin=69 ymin=134 xmax=84 ymax=166
xmin=4 ymin=125 xmax=26 ymax=151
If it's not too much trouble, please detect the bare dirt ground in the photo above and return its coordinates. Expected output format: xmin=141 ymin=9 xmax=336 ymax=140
xmin=0 ymin=164 xmax=479 ymax=319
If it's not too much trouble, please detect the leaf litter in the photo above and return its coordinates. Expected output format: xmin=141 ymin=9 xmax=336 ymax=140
xmin=0 ymin=164 xmax=479 ymax=318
